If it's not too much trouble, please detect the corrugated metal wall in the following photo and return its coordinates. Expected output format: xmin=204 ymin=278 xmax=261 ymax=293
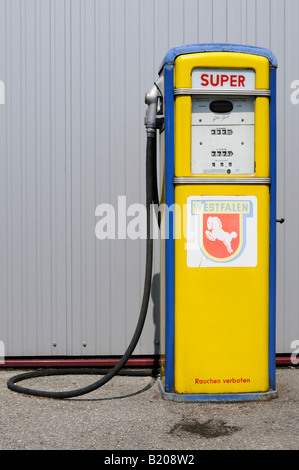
xmin=0 ymin=0 xmax=298 ymax=357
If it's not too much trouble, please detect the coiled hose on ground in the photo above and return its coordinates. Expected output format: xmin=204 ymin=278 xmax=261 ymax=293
xmin=7 ymin=132 xmax=157 ymax=399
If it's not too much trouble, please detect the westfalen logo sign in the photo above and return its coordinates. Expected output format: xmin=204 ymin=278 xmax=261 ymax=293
xmin=187 ymin=196 xmax=257 ymax=268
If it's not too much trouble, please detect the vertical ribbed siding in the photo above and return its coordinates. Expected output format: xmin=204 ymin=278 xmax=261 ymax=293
xmin=281 ymin=0 xmax=299 ymax=354
xmin=0 ymin=0 xmax=296 ymax=356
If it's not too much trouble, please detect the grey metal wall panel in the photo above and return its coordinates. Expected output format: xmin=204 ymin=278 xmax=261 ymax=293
xmin=280 ymin=0 xmax=299 ymax=354
xmin=0 ymin=0 xmax=297 ymax=357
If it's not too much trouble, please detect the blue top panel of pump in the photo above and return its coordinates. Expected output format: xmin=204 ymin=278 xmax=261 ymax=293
xmin=159 ymin=43 xmax=278 ymax=71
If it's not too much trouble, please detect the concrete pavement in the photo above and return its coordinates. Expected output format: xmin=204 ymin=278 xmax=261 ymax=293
xmin=0 ymin=366 xmax=298 ymax=451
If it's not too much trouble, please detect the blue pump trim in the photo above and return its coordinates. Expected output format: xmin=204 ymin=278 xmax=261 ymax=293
xmin=164 ymin=65 xmax=175 ymax=392
xmin=269 ymin=65 xmax=277 ymax=392
xmin=159 ymin=43 xmax=277 ymax=71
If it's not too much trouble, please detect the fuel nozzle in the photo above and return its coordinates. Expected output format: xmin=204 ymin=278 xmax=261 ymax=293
xmin=145 ymin=76 xmax=164 ymax=137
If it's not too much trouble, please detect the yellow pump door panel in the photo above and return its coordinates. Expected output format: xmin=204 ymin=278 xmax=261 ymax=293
xmin=173 ymin=52 xmax=270 ymax=395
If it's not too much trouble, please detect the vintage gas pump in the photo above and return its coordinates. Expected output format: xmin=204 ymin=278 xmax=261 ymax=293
xmin=7 ymin=43 xmax=277 ymax=403
xmin=155 ymin=44 xmax=277 ymax=402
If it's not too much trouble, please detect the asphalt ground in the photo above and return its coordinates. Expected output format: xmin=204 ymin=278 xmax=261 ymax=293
xmin=0 ymin=366 xmax=298 ymax=453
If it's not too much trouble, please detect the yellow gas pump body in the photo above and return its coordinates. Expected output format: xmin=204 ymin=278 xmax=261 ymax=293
xmin=158 ymin=45 xmax=277 ymax=401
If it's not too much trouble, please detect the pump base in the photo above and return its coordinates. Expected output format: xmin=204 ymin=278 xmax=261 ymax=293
xmin=158 ymin=379 xmax=278 ymax=402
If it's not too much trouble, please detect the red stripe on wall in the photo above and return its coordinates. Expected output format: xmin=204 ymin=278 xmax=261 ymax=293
xmin=0 ymin=355 xmax=294 ymax=368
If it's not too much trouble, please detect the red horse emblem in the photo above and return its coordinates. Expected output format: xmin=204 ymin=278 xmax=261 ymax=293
xmin=205 ymin=215 xmax=238 ymax=255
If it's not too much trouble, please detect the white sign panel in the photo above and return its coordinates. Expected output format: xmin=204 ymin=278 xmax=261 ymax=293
xmin=187 ymin=195 xmax=257 ymax=267
xmin=192 ymin=68 xmax=255 ymax=90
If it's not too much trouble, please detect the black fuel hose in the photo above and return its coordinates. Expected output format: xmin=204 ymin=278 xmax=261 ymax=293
xmin=7 ymin=133 xmax=156 ymax=399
